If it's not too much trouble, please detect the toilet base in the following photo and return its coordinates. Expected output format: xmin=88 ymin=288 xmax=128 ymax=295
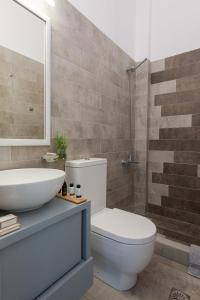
xmin=93 ymin=253 xmax=137 ymax=291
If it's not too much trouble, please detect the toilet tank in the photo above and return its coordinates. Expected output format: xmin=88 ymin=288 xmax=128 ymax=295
xmin=65 ymin=158 xmax=107 ymax=214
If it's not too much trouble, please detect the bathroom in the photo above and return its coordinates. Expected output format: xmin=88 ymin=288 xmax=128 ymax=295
xmin=0 ymin=0 xmax=200 ymax=299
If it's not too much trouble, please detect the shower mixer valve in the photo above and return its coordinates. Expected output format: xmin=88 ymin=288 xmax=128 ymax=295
xmin=121 ymin=154 xmax=138 ymax=167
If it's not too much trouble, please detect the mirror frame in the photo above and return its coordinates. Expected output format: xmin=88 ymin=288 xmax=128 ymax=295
xmin=0 ymin=0 xmax=51 ymax=146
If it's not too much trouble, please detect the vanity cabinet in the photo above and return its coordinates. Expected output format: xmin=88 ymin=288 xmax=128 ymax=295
xmin=0 ymin=199 xmax=93 ymax=300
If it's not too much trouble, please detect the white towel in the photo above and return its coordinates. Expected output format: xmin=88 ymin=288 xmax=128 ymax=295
xmin=188 ymin=244 xmax=200 ymax=278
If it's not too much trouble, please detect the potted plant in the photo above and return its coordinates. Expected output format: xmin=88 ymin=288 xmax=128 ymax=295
xmin=55 ymin=134 xmax=68 ymax=159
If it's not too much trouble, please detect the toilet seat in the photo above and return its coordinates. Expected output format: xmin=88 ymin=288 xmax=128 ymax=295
xmin=91 ymin=208 xmax=156 ymax=245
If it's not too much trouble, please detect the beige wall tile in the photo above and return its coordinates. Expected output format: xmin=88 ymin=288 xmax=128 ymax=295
xmin=151 ymin=80 xmax=176 ymax=97
xmin=148 ymin=161 xmax=164 ymax=173
xmin=177 ymin=74 xmax=200 ymax=92
xmin=159 ymin=115 xmax=192 ymax=128
xmin=149 ymin=150 xmax=174 ymax=163
xmin=148 ymin=193 xmax=162 ymax=206
xmin=135 ymin=150 xmax=147 ymax=162
xmin=151 ymin=59 xmax=165 ymax=73
xmin=149 ymin=106 xmax=161 ymax=119
xmin=197 ymin=165 xmax=200 ymax=177
xmin=148 ymin=182 xmax=169 ymax=205
xmin=135 ymin=128 xmax=148 ymax=140
xmin=133 ymin=192 xmax=146 ymax=215
xmin=0 ymin=147 xmax=11 ymax=162
xmin=149 ymin=127 xmax=160 ymax=140
xmin=135 ymin=139 xmax=147 ymax=151
xmin=0 ymin=0 xmax=135 ymax=211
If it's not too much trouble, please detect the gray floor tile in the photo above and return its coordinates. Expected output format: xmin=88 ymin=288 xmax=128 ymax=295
xmin=83 ymin=255 xmax=200 ymax=300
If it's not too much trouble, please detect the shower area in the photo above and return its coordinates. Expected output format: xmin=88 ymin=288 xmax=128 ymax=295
xmin=124 ymin=50 xmax=200 ymax=248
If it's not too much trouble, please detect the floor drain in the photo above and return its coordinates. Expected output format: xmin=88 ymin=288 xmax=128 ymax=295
xmin=169 ymin=288 xmax=190 ymax=300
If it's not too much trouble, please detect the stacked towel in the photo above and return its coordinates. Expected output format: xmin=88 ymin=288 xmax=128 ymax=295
xmin=42 ymin=152 xmax=59 ymax=163
xmin=188 ymin=244 xmax=200 ymax=278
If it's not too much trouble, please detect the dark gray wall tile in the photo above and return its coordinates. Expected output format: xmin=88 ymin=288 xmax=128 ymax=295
xmin=152 ymin=172 xmax=200 ymax=189
xmin=155 ymin=89 xmax=200 ymax=106
xmin=174 ymin=151 xmax=200 ymax=164
xmin=163 ymin=163 xmax=197 ymax=177
xmin=150 ymin=140 xmax=200 ymax=152
xmin=165 ymin=48 xmax=200 ymax=69
xmin=161 ymin=102 xmax=200 ymax=116
xmin=162 ymin=196 xmax=200 ymax=214
xmin=169 ymin=186 xmax=200 ymax=201
xmin=151 ymin=62 xmax=200 ymax=84
xmin=159 ymin=127 xmax=200 ymax=140
xmin=192 ymin=114 xmax=200 ymax=126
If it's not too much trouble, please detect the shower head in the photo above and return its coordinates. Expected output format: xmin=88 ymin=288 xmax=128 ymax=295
xmin=126 ymin=66 xmax=135 ymax=73
xmin=127 ymin=58 xmax=148 ymax=73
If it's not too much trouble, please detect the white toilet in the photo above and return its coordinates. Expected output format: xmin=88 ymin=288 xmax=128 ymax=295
xmin=65 ymin=158 xmax=156 ymax=291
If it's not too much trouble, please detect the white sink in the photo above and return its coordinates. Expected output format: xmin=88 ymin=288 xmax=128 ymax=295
xmin=0 ymin=168 xmax=65 ymax=212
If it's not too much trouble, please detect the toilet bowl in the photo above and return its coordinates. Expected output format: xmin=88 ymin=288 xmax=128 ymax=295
xmin=65 ymin=158 xmax=156 ymax=291
xmin=91 ymin=208 xmax=156 ymax=290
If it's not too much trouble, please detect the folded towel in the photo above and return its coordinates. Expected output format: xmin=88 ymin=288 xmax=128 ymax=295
xmin=188 ymin=244 xmax=200 ymax=278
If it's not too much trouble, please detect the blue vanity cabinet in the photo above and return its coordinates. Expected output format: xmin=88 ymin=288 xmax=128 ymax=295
xmin=0 ymin=199 xmax=93 ymax=300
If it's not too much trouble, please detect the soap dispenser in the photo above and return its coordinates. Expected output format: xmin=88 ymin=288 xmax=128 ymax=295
xmin=69 ymin=183 xmax=75 ymax=196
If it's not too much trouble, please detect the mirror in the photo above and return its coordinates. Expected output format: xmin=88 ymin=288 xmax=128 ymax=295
xmin=0 ymin=0 xmax=50 ymax=146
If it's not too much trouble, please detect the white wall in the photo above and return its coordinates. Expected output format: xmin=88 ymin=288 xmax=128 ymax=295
xmin=4 ymin=0 xmax=200 ymax=63
xmin=134 ymin=0 xmax=152 ymax=62
xmin=0 ymin=0 xmax=45 ymax=63
xmin=135 ymin=0 xmax=200 ymax=61
xmin=150 ymin=0 xmax=200 ymax=61
xmin=68 ymin=0 xmax=137 ymax=60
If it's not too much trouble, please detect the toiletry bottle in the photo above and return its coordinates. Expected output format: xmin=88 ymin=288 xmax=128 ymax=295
xmin=76 ymin=184 xmax=82 ymax=198
xmin=69 ymin=183 xmax=75 ymax=196
xmin=62 ymin=182 xmax=67 ymax=196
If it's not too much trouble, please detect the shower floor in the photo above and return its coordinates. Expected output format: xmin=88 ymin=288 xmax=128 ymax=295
xmin=147 ymin=212 xmax=200 ymax=246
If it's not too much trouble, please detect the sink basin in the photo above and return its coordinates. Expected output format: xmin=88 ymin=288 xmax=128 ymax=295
xmin=0 ymin=168 xmax=65 ymax=212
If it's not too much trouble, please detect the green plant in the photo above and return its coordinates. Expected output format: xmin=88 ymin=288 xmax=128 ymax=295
xmin=55 ymin=134 xmax=68 ymax=159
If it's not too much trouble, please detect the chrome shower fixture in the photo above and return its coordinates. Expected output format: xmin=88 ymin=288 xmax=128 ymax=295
xmin=121 ymin=154 xmax=138 ymax=167
xmin=126 ymin=58 xmax=148 ymax=73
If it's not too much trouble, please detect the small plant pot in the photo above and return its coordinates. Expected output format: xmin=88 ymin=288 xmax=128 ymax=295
xmin=57 ymin=149 xmax=66 ymax=160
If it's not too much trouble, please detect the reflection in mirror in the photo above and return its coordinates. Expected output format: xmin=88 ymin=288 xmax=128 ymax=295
xmin=0 ymin=0 xmax=50 ymax=145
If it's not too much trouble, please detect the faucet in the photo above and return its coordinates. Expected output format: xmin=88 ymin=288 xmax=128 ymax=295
xmin=121 ymin=153 xmax=138 ymax=167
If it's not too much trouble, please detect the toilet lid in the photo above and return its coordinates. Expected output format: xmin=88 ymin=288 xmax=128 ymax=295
xmin=91 ymin=208 xmax=156 ymax=245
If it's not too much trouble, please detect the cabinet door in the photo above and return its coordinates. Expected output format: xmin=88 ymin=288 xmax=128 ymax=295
xmin=0 ymin=212 xmax=82 ymax=300
xmin=36 ymin=258 xmax=93 ymax=300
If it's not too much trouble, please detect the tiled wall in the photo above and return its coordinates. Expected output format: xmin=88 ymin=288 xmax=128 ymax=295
xmin=133 ymin=60 xmax=150 ymax=215
xmin=0 ymin=0 xmax=134 ymax=210
xmin=148 ymin=49 xmax=200 ymax=245
xmin=0 ymin=45 xmax=44 ymax=139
